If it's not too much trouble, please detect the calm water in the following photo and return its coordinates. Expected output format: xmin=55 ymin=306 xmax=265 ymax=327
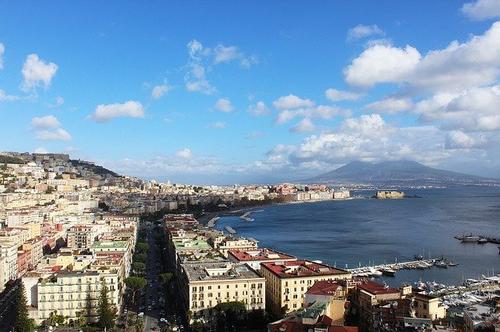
xmin=215 ymin=186 xmax=500 ymax=287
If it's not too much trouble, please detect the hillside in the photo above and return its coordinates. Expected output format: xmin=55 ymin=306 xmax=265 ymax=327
xmin=308 ymin=160 xmax=497 ymax=186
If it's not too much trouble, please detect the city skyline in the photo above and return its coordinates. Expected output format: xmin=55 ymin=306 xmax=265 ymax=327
xmin=1 ymin=1 xmax=500 ymax=184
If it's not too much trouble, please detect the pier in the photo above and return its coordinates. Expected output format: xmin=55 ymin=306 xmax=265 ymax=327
xmin=347 ymin=257 xmax=454 ymax=277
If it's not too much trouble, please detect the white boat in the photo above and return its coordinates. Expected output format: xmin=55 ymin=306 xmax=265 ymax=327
xmin=224 ymin=226 xmax=236 ymax=234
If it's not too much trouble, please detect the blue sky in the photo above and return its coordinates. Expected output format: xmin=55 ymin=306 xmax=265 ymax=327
xmin=1 ymin=1 xmax=500 ymax=184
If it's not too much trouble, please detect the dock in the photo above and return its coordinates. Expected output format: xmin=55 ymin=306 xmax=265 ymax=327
xmin=347 ymin=258 xmax=455 ymax=277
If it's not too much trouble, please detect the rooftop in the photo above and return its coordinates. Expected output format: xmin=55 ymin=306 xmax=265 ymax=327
xmin=228 ymin=248 xmax=296 ymax=262
xmin=357 ymin=280 xmax=400 ymax=295
xmin=91 ymin=240 xmax=129 ymax=249
xmin=261 ymin=260 xmax=350 ymax=278
xmin=173 ymin=238 xmax=211 ymax=251
xmin=306 ymin=280 xmax=343 ymax=296
xmin=183 ymin=262 xmax=263 ymax=282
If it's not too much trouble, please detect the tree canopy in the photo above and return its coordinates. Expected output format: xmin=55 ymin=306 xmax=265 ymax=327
xmin=14 ymin=283 xmax=35 ymax=332
xmin=97 ymin=281 xmax=115 ymax=329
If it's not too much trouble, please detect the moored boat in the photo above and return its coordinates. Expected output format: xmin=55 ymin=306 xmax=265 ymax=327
xmin=381 ymin=268 xmax=396 ymax=277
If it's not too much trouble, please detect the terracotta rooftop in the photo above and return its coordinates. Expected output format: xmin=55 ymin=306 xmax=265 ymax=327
xmin=261 ymin=260 xmax=350 ymax=278
xmin=357 ymin=280 xmax=399 ymax=295
xmin=306 ymin=280 xmax=343 ymax=296
xmin=228 ymin=248 xmax=296 ymax=262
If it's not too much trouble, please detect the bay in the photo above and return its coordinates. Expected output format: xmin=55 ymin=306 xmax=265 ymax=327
xmin=215 ymin=186 xmax=500 ymax=287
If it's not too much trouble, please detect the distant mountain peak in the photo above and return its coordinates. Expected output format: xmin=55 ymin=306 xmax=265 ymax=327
xmin=308 ymin=159 xmax=496 ymax=185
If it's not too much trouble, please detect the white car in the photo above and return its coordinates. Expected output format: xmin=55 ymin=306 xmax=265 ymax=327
xmin=138 ymin=312 xmax=144 ymax=317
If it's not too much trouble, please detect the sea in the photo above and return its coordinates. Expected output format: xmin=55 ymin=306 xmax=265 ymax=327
xmin=214 ymin=186 xmax=500 ymax=287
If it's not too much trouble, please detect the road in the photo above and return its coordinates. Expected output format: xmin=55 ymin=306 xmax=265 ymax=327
xmin=143 ymin=222 xmax=162 ymax=332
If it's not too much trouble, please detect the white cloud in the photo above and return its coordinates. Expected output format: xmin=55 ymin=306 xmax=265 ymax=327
xmin=446 ymin=131 xmax=486 ymax=149
xmin=213 ymin=44 xmax=257 ymax=68
xmin=345 ymin=22 xmax=500 ymax=93
xmin=151 ymin=83 xmax=171 ymax=99
xmin=0 ymin=89 xmax=19 ymax=101
xmin=276 ymin=105 xmax=348 ymax=124
xmin=248 ymin=101 xmax=269 ymax=116
xmin=176 ymin=148 xmax=193 ymax=159
xmin=344 ymin=44 xmax=421 ymax=87
xmin=365 ymin=97 xmax=413 ymax=113
xmin=325 ymin=88 xmax=362 ymax=101
xmin=21 ymin=54 xmax=58 ymax=91
xmin=214 ymin=98 xmax=233 ymax=113
xmin=185 ymin=39 xmax=255 ymax=94
xmin=265 ymin=114 xmax=450 ymax=171
xmin=273 ymin=94 xmax=315 ymax=110
xmin=290 ymin=118 xmax=315 ymax=133
xmin=47 ymin=96 xmax=64 ymax=108
xmin=462 ymin=0 xmax=500 ymax=20
xmin=0 ymin=43 xmax=4 ymax=70
xmin=209 ymin=121 xmax=226 ymax=129
xmin=185 ymin=63 xmax=216 ymax=95
xmin=33 ymin=147 xmax=48 ymax=154
xmin=36 ymin=128 xmax=71 ymax=141
xmin=347 ymin=24 xmax=384 ymax=41
xmin=31 ymin=115 xmax=71 ymax=141
xmin=415 ymin=85 xmax=500 ymax=131
xmin=31 ymin=115 xmax=60 ymax=129
xmin=91 ymin=101 xmax=144 ymax=122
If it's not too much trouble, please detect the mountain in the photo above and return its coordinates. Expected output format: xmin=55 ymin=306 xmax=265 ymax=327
xmin=308 ymin=160 xmax=498 ymax=186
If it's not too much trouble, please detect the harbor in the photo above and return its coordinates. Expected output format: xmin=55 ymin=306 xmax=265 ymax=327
xmin=347 ymin=257 xmax=459 ymax=277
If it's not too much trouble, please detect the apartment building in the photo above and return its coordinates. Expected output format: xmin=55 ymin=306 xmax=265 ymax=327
xmin=412 ymin=293 xmax=447 ymax=321
xmin=24 ymin=270 xmax=120 ymax=324
xmin=180 ymin=262 xmax=265 ymax=317
xmin=0 ymin=240 xmax=18 ymax=284
xmin=260 ymin=260 xmax=351 ymax=315
xmin=67 ymin=224 xmax=97 ymax=250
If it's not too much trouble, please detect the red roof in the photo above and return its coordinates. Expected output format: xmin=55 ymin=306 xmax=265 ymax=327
xmin=357 ymin=280 xmax=399 ymax=295
xmin=228 ymin=248 xmax=296 ymax=262
xmin=261 ymin=260 xmax=349 ymax=278
xmin=306 ymin=280 xmax=342 ymax=296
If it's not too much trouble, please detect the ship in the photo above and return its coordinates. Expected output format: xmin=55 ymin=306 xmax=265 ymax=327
xmin=380 ymin=268 xmax=396 ymax=277
xmin=455 ymin=234 xmax=481 ymax=243
xmin=435 ymin=260 xmax=448 ymax=269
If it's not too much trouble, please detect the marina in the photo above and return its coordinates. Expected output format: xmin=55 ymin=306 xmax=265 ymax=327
xmin=347 ymin=257 xmax=458 ymax=277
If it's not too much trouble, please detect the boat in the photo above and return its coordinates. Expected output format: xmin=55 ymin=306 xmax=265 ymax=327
xmin=447 ymin=262 xmax=459 ymax=267
xmin=435 ymin=261 xmax=448 ymax=269
xmin=414 ymin=254 xmax=424 ymax=260
xmin=461 ymin=235 xmax=481 ymax=243
xmin=224 ymin=226 xmax=236 ymax=234
xmin=478 ymin=238 xmax=488 ymax=244
xmin=369 ymin=268 xmax=383 ymax=277
xmin=381 ymin=268 xmax=396 ymax=277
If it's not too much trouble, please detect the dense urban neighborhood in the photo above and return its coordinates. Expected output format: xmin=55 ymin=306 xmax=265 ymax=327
xmin=0 ymin=152 xmax=499 ymax=332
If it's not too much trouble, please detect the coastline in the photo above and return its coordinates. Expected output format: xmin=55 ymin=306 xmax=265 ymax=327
xmin=198 ymin=196 xmax=365 ymax=227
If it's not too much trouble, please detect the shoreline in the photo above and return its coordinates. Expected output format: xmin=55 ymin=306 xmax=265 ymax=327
xmin=198 ymin=196 xmax=365 ymax=227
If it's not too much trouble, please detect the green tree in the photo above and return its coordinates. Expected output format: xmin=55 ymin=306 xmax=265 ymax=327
xmin=214 ymin=301 xmax=247 ymax=331
xmin=97 ymin=280 xmax=114 ymax=329
xmin=133 ymin=253 xmax=147 ymax=263
xmin=14 ymin=283 xmax=35 ymax=332
xmin=132 ymin=262 xmax=146 ymax=272
xmin=159 ymin=272 xmax=173 ymax=285
xmin=136 ymin=242 xmax=149 ymax=253
xmin=125 ymin=277 xmax=147 ymax=308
